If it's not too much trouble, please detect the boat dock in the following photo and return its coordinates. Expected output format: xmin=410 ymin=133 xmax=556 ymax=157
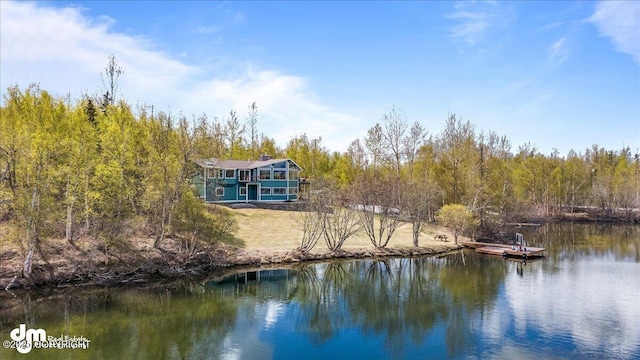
xmin=459 ymin=241 xmax=546 ymax=260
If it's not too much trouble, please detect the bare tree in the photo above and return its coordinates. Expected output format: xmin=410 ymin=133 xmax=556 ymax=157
xmin=403 ymin=178 xmax=443 ymax=246
xmin=347 ymin=139 xmax=367 ymax=170
xmin=365 ymin=123 xmax=385 ymax=170
xmin=101 ymin=54 xmax=124 ymax=108
xmin=381 ymin=106 xmax=408 ymax=175
xmin=293 ymin=179 xmax=360 ymax=252
xmin=320 ymin=204 xmax=361 ymax=252
xmin=352 ymin=172 xmax=403 ymax=248
xmin=225 ymin=110 xmax=245 ymax=158
xmin=403 ymin=121 xmax=427 ymax=178
xmin=246 ymin=102 xmax=259 ymax=159
xmin=292 ymin=190 xmax=324 ymax=252
xmin=293 ymin=205 xmax=323 ymax=252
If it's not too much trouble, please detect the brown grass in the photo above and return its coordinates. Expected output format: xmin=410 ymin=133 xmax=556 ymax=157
xmin=0 ymin=207 xmax=464 ymax=288
xmin=231 ymin=207 xmax=464 ymax=253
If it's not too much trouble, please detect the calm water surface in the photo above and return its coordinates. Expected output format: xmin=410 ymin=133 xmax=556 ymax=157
xmin=1 ymin=223 xmax=638 ymax=359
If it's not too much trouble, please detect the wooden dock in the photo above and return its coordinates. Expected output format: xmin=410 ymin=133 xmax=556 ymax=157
xmin=459 ymin=241 xmax=546 ymax=260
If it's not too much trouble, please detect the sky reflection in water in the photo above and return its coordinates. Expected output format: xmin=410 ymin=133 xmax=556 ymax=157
xmin=0 ymin=223 xmax=638 ymax=359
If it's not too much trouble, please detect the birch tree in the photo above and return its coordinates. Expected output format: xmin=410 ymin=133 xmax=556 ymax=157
xmin=225 ymin=110 xmax=245 ymax=158
xmin=404 ymin=178 xmax=443 ymax=246
xmin=1 ymin=86 xmax=65 ymax=278
xmin=381 ymin=106 xmax=408 ymax=175
xmin=403 ymin=121 xmax=427 ymax=178
xmin=100 ymin=54 xmax=123 ymax=110
xmin=352 ymin=173 xmax=403 ymax=249
xmin=246 ymin=102 xmax=259 ymax=159
xmin=365 ymin=123 xmax=385 ymax=170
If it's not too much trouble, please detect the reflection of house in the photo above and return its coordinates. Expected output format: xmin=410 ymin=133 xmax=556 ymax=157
xmin=192 ymin=156 xmax=303 ymax=203
xmin=205 ymin=269 xmax=297 ymax=299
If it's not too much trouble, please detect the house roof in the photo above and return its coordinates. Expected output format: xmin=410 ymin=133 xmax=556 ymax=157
xmin=193 ymin=158 xmax=303 ymax=171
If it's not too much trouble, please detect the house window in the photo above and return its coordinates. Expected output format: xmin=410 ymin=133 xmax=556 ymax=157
xmin=215 ymin=169 xmax=224 ymax=178
xmin=273 ymin=169 xmax=287 ymax=180
xmin=272 ymin=161 xmax=286 ymax=169
xmin=289 ymin=170 xmax=299 ymax=180
xmin=239 ymin=187 xmax=247 ymax=196
xmin=273 ymin=188 xmax=286 ymax=195
xmin=215 ymin=187 xmax=224 ymax=197
xmin=239 ymin=170 xmax=251 ymax=182
xmin=289 ymin=187 xmax=298 ymax=195
xmin=261 ymin=187 xmax=271 ymax=195
xmin=259 ymin=169 xmax=271 ymax=180
xmin=225 ymin=169 xmax=235 ymax=179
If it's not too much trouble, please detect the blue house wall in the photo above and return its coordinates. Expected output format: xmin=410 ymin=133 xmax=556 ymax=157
xmin=193 ymin=158 xmax=302 ymax=203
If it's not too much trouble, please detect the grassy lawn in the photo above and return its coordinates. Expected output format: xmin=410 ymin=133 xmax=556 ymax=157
xmin=231 ymin=207 xmax=463 ymax=253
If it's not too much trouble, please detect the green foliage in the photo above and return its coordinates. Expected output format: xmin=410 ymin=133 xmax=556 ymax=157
xmin=171 ymin=188 xmax=239 ymax=258
xmin=0 ymin=85 xmax=72 ymax=275
xmin=434 ymin=114 xmax=478 ymax=205
xmin=1 ymin=80 xmax=639 ymax=277
xmin=437 ymin=204 xmax=478 ymax=244
xmin=285 ymin=134 xmax=332 ymax=180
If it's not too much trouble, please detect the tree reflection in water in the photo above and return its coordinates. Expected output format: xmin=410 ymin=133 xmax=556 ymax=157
xmin=0 ymin=282 xmax=240 ymax=360
xmin=3 ymin=223 xmax=635 ymax=359
xmin=290 ymin=254 xmax=506 ymax=358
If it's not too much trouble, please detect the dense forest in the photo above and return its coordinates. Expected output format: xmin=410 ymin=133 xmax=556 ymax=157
xmin=1 ymin=67 xmax=639 ymax=278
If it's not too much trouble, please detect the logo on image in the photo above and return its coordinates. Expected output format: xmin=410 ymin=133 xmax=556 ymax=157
xmin=2 ymin=324 xmax=91 ymax=354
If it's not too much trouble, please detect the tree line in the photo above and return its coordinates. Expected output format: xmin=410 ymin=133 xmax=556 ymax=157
xmin=1 ymin=66 xmax=639 ymax=275
xmin=292 ymin=105 xmax=638 ymax=252
xmin=0 ymin=84 xmax=242 ymax=279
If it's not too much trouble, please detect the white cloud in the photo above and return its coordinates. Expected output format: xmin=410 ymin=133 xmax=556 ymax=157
xmin=182 ymin=69 xmax=362 ymax=151
xmin=589 ymin=1 xmax=640 ymax=65
xmin=499 ymin=259 xmax=640 ymax=358
xmin=446 ymin=1 xmax=514 ymax=45
xmin=548 ymin=37 xmax=569 ymax=66
xmin=0 ymin=1 xmax=195 ymax=100
xmin=0 ymin=1 xmax=360 ymax=152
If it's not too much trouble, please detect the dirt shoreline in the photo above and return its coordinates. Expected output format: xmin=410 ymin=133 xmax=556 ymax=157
xmin=0 ymin=243 xmax=463 ymax=290
xmin=1 ymin=207 xmax=466 ymax=290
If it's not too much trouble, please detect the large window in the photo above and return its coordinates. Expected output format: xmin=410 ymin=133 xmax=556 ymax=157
xmin=239 ymin=187 xmax=247 ymax=196
xmin=273 ymin=169 xmax=287 ymax=180
xmin=225 ymin=169 xmax=235 ymax=179
xmin=215 ymin=169 xmax=224 ymax=178
xmin=289 ymin=187 xmax=298 ymax=195
xmin=215 ymin=187 xmax=224 ymax=197
xmin=272 ymin=161 xmax=287 ymax=169
xmin=273 ymin=188 xmax=286 ymax=195
xmin=238 ymin=170 xmax=251 ymax=182
xmin=259 ymin=169 xmax=271 ymax=180
xmin=261 ymin=187 xmax=271 ymax=195
xmin=289 ymin=170 xmax=299 ymax=180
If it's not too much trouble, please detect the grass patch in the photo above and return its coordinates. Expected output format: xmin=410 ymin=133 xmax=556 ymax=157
xmin=230 ymin=207 xmax=463 ymax=252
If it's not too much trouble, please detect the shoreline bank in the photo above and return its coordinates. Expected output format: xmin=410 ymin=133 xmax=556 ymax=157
xmin=1 ymin=243 xmax=463 ymax=291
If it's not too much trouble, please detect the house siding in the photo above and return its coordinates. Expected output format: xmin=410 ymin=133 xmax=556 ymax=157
xmin=193 ymin=158 xmax=301 ymax=203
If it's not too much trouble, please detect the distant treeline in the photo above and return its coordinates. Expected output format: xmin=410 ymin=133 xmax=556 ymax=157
xmin=1 ymin=83 xmax=638 ymax=274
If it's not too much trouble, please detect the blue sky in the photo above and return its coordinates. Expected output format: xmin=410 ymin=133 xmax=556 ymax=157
xmin=1 ymin=1 xmax=639 ymax=155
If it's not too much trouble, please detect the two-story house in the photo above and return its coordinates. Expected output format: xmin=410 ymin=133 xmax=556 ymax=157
xmin=192 ymin=156 xmax=303 ymax=203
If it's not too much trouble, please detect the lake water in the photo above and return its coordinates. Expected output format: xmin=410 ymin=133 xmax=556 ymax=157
xmin=1 ymin=223 xmax=639 ymax=359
